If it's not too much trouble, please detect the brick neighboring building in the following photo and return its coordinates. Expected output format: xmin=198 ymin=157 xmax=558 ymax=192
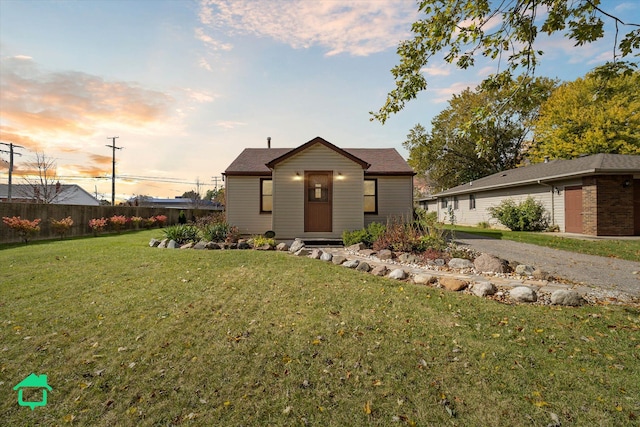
xmin=420 ymin=154 xmax=640 ymax=236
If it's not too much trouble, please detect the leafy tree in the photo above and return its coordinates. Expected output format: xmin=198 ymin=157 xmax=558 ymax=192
xmin=529 ymin=63 xmax=640 ymax=160
xmin=404 ymin=76 xmax=556 ymax=190
xmin=372 ymin=0 xmax=640 ymax=123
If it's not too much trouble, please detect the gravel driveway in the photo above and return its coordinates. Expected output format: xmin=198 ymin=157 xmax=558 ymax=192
xmin=453 ymin=232 xmax=640 ymax=297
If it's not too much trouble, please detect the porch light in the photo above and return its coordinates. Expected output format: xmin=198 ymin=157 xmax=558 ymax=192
xmin=294 ymin=172 xmax=302 ymax=181
xmin=337 ymin=172 xmax=344 ymax=180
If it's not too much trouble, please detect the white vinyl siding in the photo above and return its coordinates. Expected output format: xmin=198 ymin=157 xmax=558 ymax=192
xmin=272 ymin=143 xmax=364 ymax=239
xmin=225 ymin=176 xmax=272 ymax=235
xmin=364 ymin=175 xmax=413 ymax=227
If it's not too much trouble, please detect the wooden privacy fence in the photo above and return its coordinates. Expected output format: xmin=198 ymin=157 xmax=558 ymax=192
xmin=0 ymin=203 xmax=213 ymax=243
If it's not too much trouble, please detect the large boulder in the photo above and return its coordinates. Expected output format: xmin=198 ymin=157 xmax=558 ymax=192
xmin=398 ymin=253 xmax=419 ymax=264
xmin=515 ymin=265 xmax=535 ymax=276
xmin=448 ymin=258 xmax=474 ymax=270
xmin=157 ymin=238 xmax=169 ymax=249
xmin=474 ymin=253 xmax=508 ymax=273
xmin=193 ymin=241 xmax=207 ymax=250
xmin=343 ymin=259 xmax=360 ymax=269
xmin=206 ymin=242 xmax=222 ymax=250
xmin=370 ymin=265 xmax=388 ymax=276
xmin=167 ymin=239 xmax=178 ymax=249
xmin=347 ymin=242 xmax=367 ymax=252
xmin=413 ymin=274 xmax=436 ymax=285
xmin=377 ymin=249 xmax=394 ymax=260
xmin=149 ymin=238 xmax=161 ymax=247
xmin=276 ymin=242 xmax=289 ymax=251
xmin=289 ymin=238 xmax=305 ymax=253
xmin=356 ymin=262 xmax=372 ymax=272
xmin=471 ymin=281 xmax=497 ymax=297
xmin=332 ymin=255 xmax=347 ymax=265
xmin=294 ymin=248 xmax=311 ymax=257
xmin=550 ymin=290 xmax=585 ymax=306
xmin=510 ymin=286 xmax=537 ymax=303
xmin=320 ymin=252 xmax=333 ymax=262
xmin=309 ymin=249 xmax=323 ymax=259
xmin=439 ymin=278 xmax=468 ymax=292
xmin=388 ymin=269 xmax=407 ymax=280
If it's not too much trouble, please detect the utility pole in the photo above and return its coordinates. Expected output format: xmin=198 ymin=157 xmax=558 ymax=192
xmin=0 ymin=142 xmax=24 ymax=202
xmin=211 ymin=176 xmax=222 ymax=190
xmin=106 ymin=137 xmax=122 ymax=206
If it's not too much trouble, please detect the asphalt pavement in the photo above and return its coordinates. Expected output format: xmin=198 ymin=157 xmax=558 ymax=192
xmin=452 ymin=232 xmax=640 ymax=297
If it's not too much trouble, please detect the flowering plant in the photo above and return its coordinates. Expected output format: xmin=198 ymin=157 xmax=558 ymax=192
xmin=2 ymin=216 xmax=41 ymax=243
xmin=130 ymin=216 xmax=144 ymax=227
xmin=154 ymin=215 xmax=167 ymax=227
xmin=144 ymin=216 xmax=157 ymax=229
xmin=109 ymin=215 xmax=128 ymax=232
xmin=50 ymin=216 xmax=74 ymax=239
xmin=88 ymin=218 xmax=108 ymax=235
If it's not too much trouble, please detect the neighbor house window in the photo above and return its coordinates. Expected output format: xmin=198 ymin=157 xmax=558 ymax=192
xmin=469 ymin=194 xmax=476 ymax=210
xmin=364 ymin=179 xmax=377 ymax=214
xmin=260 ymin=178 xmax=272 ymax=213
xmin=453 ymin=196 xmax=459 ymax=210
xmin=441 ymin=198 xmax=448 ymax=209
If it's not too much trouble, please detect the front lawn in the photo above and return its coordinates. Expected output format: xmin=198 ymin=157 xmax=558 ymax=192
xmin=1 ymin=230 xmax=638 ymax=426
xmin=447 ymin=225 xmax=640 ymax=262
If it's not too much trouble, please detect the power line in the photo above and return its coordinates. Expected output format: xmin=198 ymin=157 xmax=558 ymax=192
xmin=0 ymin=141 xmax=24 ymax=201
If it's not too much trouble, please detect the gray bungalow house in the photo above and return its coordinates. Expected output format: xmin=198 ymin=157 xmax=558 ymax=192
xmin=423 ymin=154 xmax=640 ymax=236
xmin=223 ymin=136 xmax=415 ymax=240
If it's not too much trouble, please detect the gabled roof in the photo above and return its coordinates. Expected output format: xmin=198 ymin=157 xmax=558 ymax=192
xmin=224 ymin=137 xmax=414 ymax=176
xmin=0 ymin=184 xmax=100 ymax=205
xmin=435 ymin=153 xmax=640 ymax=196
xmin=265 ymin=137 xmax=371 ymax=170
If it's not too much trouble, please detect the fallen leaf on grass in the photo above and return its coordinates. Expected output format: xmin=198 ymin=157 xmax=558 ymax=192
xmin=363 ymin=400 xmax=372 ymax=415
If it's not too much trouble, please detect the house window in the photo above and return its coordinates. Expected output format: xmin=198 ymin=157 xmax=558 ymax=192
xmin=364 ymin=179 xmax=377 ymax=214
xmin=260 ymin=178 xmax=272 ymax=213
xmin=469 ymin=194 xmax=476 ymax=210
xmin=453 ymin=196 xmax=459 ymax=210
xmin=441 ymin=198 xmax=448 ymax=209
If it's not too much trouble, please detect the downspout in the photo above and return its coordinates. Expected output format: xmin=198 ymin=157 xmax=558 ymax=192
xmin=537 ymin=180 xmax=555 ymax=227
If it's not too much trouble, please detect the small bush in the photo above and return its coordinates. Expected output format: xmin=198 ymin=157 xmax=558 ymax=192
xmin=201 ymin=222 xmax=231 ymax=242
xmin=373 ymin=216 xmax=421 ymax=252
xmin=488 ymin=197 xmax=549 ymax=231
xmin=162 ymin=224 xmax=201 ymax=244
xmin=154 ymin=215 xmax=168 ymax=227
xmin=477 ymin=221 xmax=491 ymax=229
xmin=109 ymin=215 xmax=128 ymax=232
xmin=252 ymin=235 xmax=276 ymax=248
xmin=3 ymin=216 xmax=41 ymax=243
xmin=342 ymin=222 xmax=386 ymax=248
xmin=50 ymin=216 xmax=73 ymax=239
xmin=88 ymin=218 xmax=108 ymax=236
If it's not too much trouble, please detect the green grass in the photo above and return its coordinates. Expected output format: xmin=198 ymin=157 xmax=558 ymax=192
xmin=1 ymin=231 xmax=639 ymax=426
xmin=447 ymin=225 xmax=640 ymax=262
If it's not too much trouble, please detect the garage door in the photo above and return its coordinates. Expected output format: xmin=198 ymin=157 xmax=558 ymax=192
xmin=565 ymin=186 xmax=583 ymax=234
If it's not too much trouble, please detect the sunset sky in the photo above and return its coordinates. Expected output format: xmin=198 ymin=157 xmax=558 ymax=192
xmin=1 ymin=0 xmax=638 ymax=202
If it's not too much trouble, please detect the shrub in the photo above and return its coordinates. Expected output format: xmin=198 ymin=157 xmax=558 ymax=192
xmin=50 ymin=216 xmax=74 ymax=239
xmin=477 ymin=221 xmax=491 ymax=229
xmin=178 ymin=210 xmax=187 ymax=224
xmin=144 ymin=216 xmax=157 ymax=229
xmin=342 ymin=222 xmax=386 ymax=248
xmin=88 ymin=218 xmax=108 ymax=236
xmin=162 ymin=224 xmax=201 ymax=244
xmin=373 ymin=216 xmax=421 ymax=252
xmin=2 ymin=216 xmax=41 ymax=243
xmin=488 ymin=197 xmax=549 ymax=231
xmin=154 ymin=215 xmax=168 ymax=227
xmin=201 ymin=222 xmax=231 ymax=242
xmin=130 ymin=216 xmax=144 ymax=228
xmin=252 ymin=235 xmax=276 ymax=248
xmin=109 ymin=215 xmax=128 ymax=232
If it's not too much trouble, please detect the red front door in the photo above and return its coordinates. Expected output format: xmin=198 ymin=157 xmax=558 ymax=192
xmin=305 ymin=172 xmax=332 ymax=232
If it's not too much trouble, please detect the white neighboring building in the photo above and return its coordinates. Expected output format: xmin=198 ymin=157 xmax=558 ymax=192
xmin=0 ymin=184 xmax=100 ymax=206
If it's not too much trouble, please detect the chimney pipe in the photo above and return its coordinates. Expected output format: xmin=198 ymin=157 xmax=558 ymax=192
xmin=267 ymin=137 xmax=271 ymax=149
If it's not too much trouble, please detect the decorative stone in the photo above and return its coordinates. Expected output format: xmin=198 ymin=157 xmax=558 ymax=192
xmin=550 ymin=290 xmax=585 ymax=306
xmin=332 ymin=255 xmax=347 ymax=265
xmin=370 ymin=265 xmax=388 ymax=276
xmin=471 ymin=281 xmax=497 ymax=297
xmin=238 ymin=241 xmax=251 ymax=249
xmin=276 ymin=242 xmax=289 ymax=251
xmin=343 ymin=259 xmax=360 ymax=268
xmin=255 ymin=244 xmax=273 ymax=251
xmin=347 ymin=242 xmax=367 ymax=251
xmin=388 ymin=269 xmax=407 ymax=280
xmin=309 ymin=249 xmax=323 ymax=259
xmin=205 ymin=242 xmax=221 ymax=250
xmin=320 ymin=252 xmax=333 ymax=262
xmin=532 ymin=269 xmax=550 ymax=280
xmin=474 ymin=253 xmax=508 ymax=273
xmin=149 ymin=238 xmax=161 ymax=247
xmin=413 ymin=273 xmax=435 ymax=285
xmin=294 ymin=248 xmax=310 ymax=257
xmin=180 ymin=242 xmax=194 ymax=249
xmin=356 ymin=262 xmax=371 ymax=272
xmin=515 ymin=265 xmax=535 ymax=276
xmin=398 ymin=253 xmax=419 ymax=264
xmin=193 ymin=241 xmax=207 ymax=250
xmin=439 ymin=277 xmax=468 ymax=292
xmin=167 ymin=239 xmax=178 ymax=249
xmin=510 ymin=286 xmax=537 ymax=303
xmin=157 ymin=238 xmax=169 ymax=248
xmin=360 ymin=249 xmax=376 ymax=257
xmin=377 ymin=249 xmax=394 ymax=260
xmin=448 ymin=258 xmax=474 ymax=270
xmin=434 ymin=259 xmax=446 ymax=266
xmin=289 ymin=239 xmax=305 ymax=253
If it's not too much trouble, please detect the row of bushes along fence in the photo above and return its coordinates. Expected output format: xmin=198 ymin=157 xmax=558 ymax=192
xmin=0 ymin=202 xmax=215 ymax=244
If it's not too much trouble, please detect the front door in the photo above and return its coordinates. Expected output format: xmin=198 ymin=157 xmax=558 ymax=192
xmin=565 ymin=186 xmax=583 ymax=234
xmin=305 ymin=171 xmax=332 ymax=232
